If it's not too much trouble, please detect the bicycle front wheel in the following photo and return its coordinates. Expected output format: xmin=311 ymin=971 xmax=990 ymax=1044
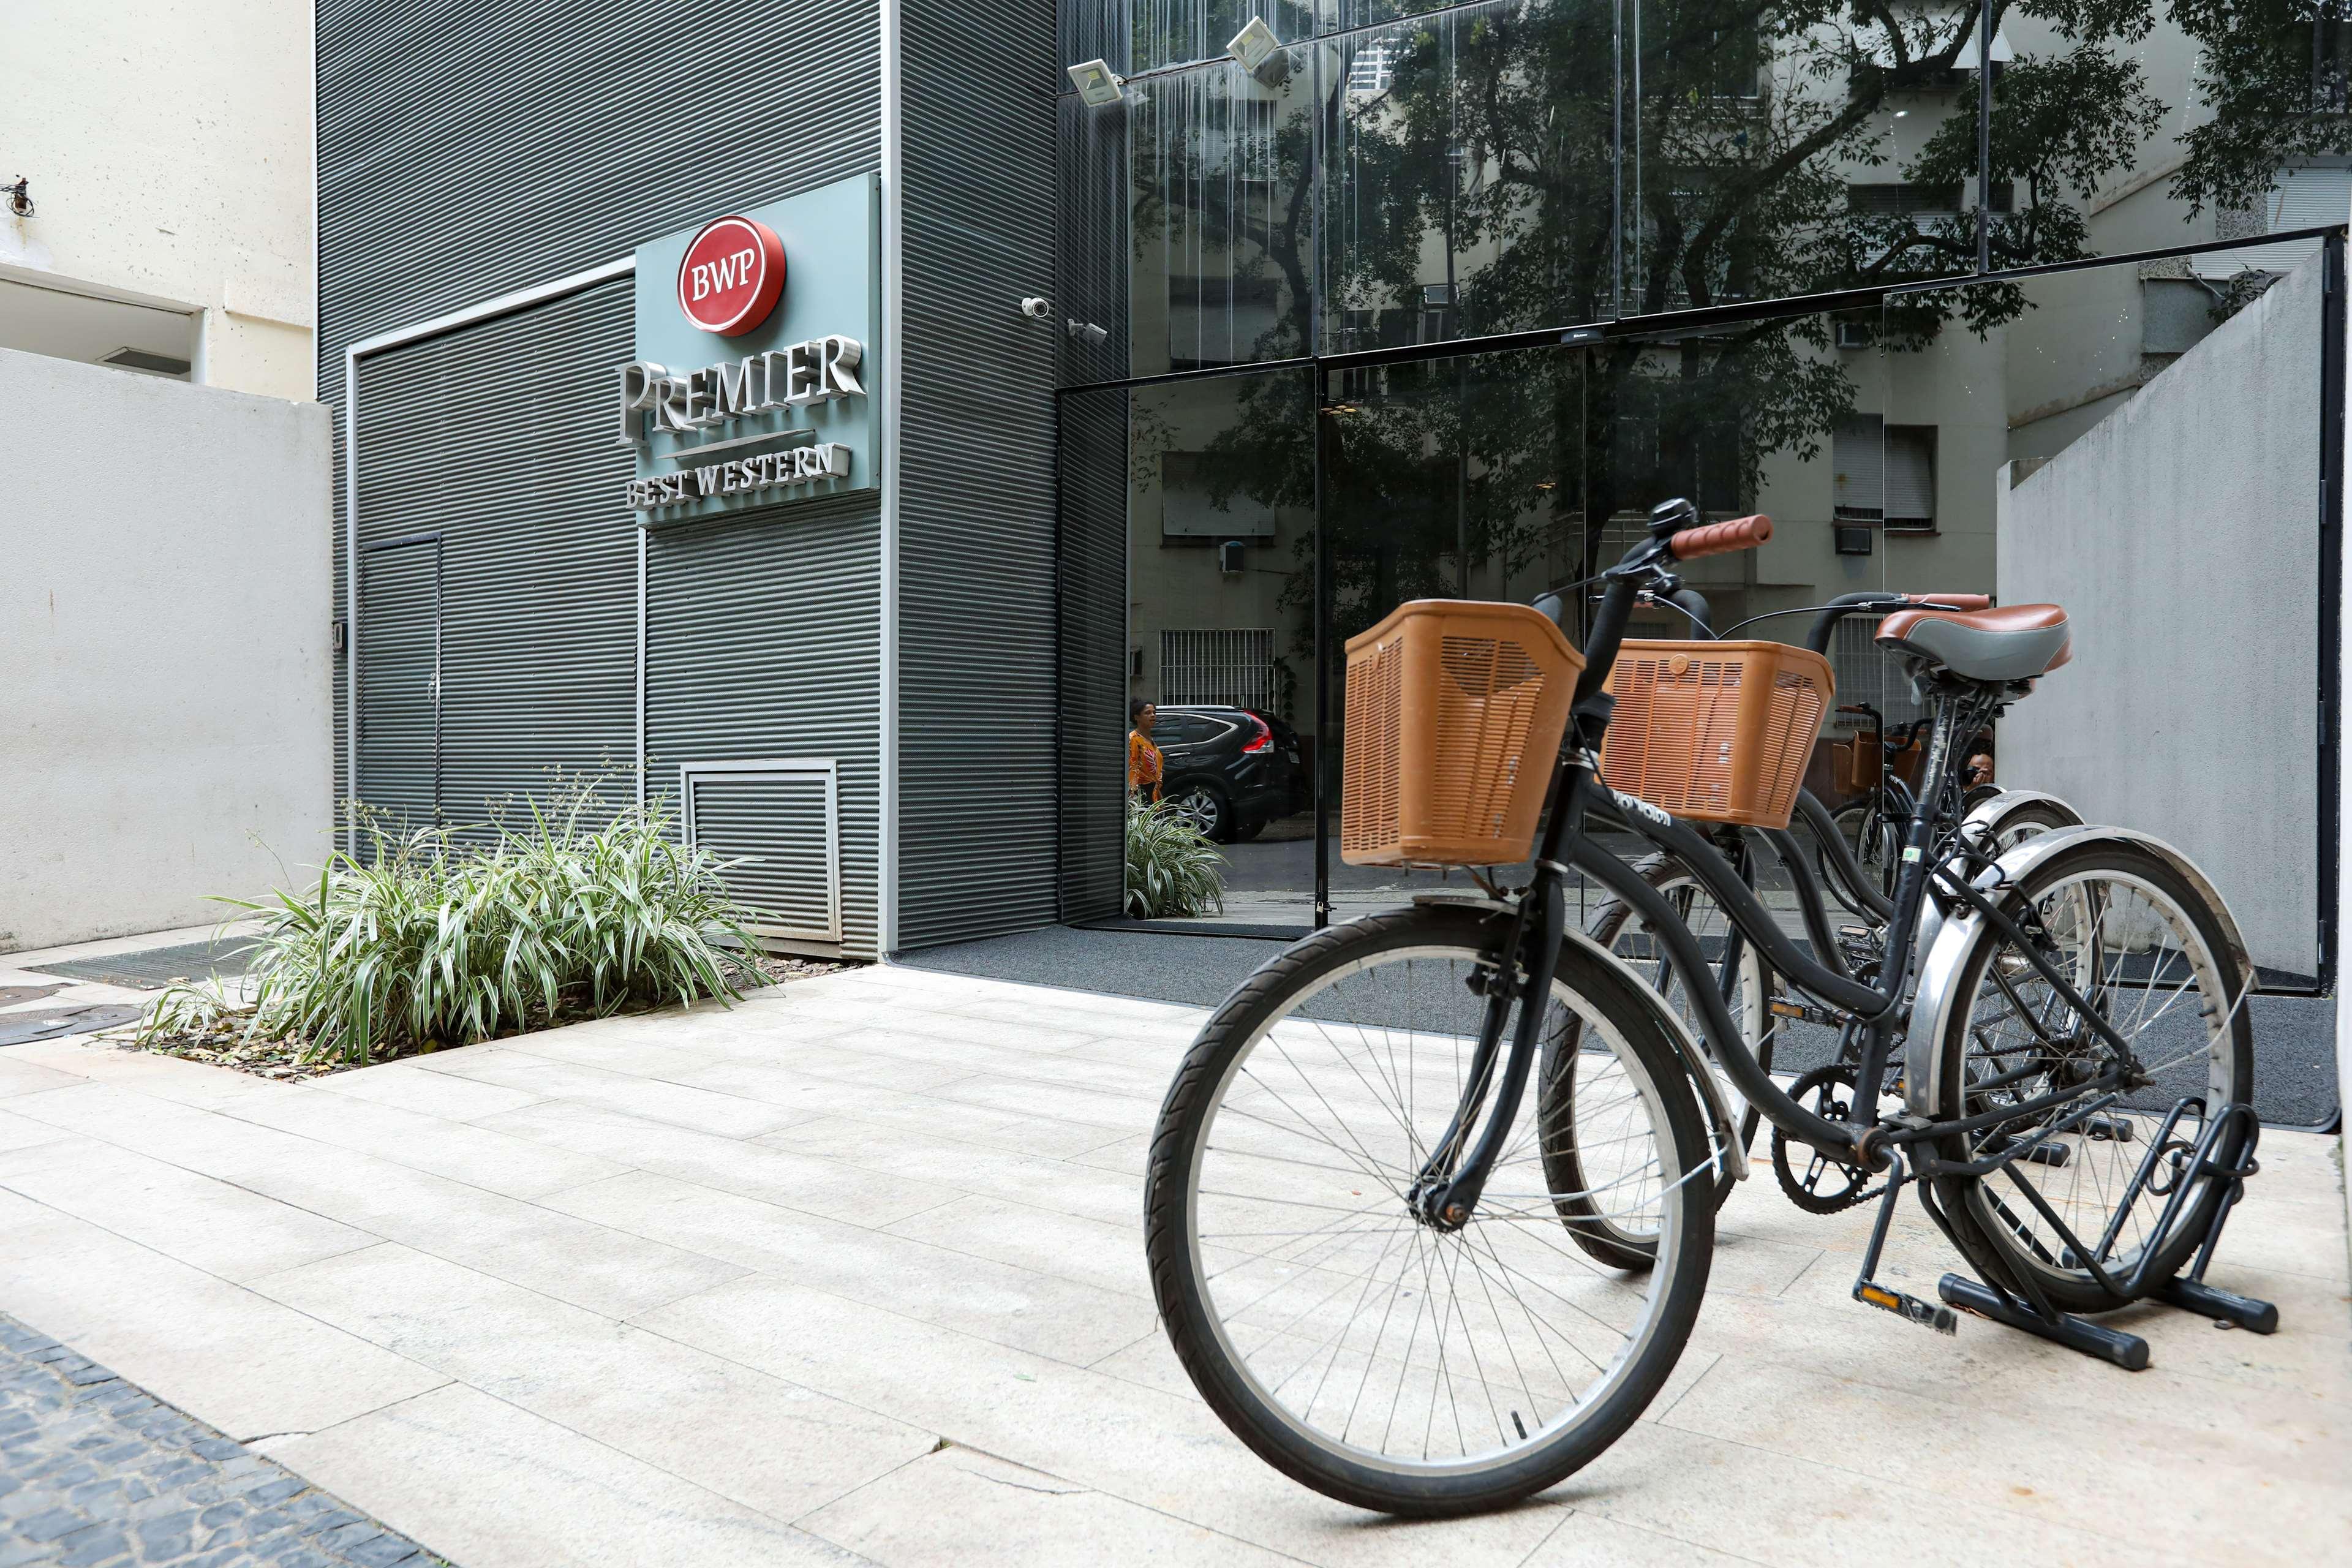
xmin=1920 ymin=838 xmax=2255 ymax=1313
xmin=1144 ymin=905 xmax=1715 ymax=1517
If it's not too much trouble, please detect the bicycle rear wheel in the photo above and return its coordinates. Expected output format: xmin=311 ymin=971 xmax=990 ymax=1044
xmin=1144 ymin=904 xmax=1714 ymax=1516
xmin=1919 ymin=839 xmax=2254 ymax=1313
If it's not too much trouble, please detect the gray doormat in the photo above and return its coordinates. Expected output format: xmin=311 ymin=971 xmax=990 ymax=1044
xmin=26 ymin=938 xmax=260 ymax=992
xmin=0 ymin=1005 xmax=148 ymax=1047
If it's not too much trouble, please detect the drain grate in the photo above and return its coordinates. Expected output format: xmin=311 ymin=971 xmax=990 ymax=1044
xmin=26 ymin=938 xmax=261 ymax=991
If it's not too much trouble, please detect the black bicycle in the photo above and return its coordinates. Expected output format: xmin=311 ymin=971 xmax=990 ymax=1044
xmin=1143 ymin=501 xmax=2266 ymax=1516
xmin=1585 ymin=582 xmax=2085 ymax=1217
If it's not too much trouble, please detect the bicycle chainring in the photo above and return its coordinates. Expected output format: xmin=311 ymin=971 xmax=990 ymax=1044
xmin=1770 ymin=1064 xmax=1879 ymax=1215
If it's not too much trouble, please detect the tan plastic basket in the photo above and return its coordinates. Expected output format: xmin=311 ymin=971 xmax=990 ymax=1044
xmin=1341 ymin=601 xmax=1585 ymax=867
xmin=1599 ymin=640 xmax=1834 ymax=829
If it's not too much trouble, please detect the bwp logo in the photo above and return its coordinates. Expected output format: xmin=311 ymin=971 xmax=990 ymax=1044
xmin=677 ymin=216 xmax=786 ymax=336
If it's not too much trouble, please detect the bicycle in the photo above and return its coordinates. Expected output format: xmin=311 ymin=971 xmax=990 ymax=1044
xmin=1142 ymin=499 xmax=2268 ymax=1516
xmin=1583 ymin=581 xmax=2085 ymax=1218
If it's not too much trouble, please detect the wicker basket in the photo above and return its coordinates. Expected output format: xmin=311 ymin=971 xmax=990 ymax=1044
xmin=1341 ymin=601 xmax=1585 ymax=867
xmin=1599 ymin=640 xmax=1834 ymax=828
xmin=1831 ymin=734 xmax=1882 ymax=796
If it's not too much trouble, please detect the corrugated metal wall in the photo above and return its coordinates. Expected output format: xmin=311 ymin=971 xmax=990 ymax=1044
xmin=319 ymin=0 xmax=888 ymax=954
xmin=646 ymin=497 xmax=883 ymax=959
xmin=892 ymin=0 xmax=1066 ymax=947
xmin=348 ymin=282 xmax=638 ymax=833
xmin=1052 ymin=84 xmax=1135 ymax=922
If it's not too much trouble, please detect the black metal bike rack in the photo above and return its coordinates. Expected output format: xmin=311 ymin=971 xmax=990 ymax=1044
xmin=1855 ymin=1100 xmax=2275 ymax=1370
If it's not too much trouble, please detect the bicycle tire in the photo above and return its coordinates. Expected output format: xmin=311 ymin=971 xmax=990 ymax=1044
xmin=1553 ymin=853 xmax=1770 ymax=1231
xmin=1922 ymin=838 xmax=2255 ymax=1313
xmin=1143 ymin=904 xmax=1715 ymax=1517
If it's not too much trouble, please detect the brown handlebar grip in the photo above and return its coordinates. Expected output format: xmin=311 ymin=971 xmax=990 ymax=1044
xmin=1905 ymin=592 xmax=1990 ymax=610
xmin=1667 ymin=514 xmax=1772 ymax=560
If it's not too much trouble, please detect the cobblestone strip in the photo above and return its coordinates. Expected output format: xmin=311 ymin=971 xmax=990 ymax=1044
xmin=0 ymin=1314 xmax=451 ymax=1568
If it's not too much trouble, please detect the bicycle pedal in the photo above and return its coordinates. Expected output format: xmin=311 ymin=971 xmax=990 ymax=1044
xmin=1854 ymin=1280 xmax=1958 ymax=1335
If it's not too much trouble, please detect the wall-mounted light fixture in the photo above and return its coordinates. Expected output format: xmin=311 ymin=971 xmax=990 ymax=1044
xmin=1226 ymin=18 xmax=1280 ymax=72
xmin=1226 ymin=18 xmax=1287 ymax=85
xmin=1067 ymin=59 xmax=1125 ymax=108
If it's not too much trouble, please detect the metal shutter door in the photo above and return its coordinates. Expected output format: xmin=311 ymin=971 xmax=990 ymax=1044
xmin=684 ymin=764 xmax=843 ymax=949
xmin=352 ymin=281 xmax=636 ymax=837
xmin=355 ymin=535 xmax=440 ymax=835
xmin=645 ymin=497 xmax=881 ymax=960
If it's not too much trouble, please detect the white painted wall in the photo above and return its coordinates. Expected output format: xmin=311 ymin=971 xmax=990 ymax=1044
xmin=0 ymin=348 xmax=332 ymax=952
xmin=1998 ymin=255 xmax=2324 ymax=976
xmin=0 ymin=0 xmax=315 ymax=400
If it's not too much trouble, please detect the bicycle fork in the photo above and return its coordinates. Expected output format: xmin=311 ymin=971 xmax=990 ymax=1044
xmin=1408 ymin=772 xmax=1586 ymax=1230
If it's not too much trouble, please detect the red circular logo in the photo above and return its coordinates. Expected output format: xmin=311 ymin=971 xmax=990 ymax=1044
xmin=676 ymin=216 xmax=785 ymax=336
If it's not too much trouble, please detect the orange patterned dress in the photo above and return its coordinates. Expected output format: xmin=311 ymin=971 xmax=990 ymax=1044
xmin=1128 ymin=729 xmax=1164 ymax=802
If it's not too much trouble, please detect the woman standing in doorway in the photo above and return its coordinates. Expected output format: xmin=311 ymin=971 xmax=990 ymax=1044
xmin=1128 ymin=698 xmax=1163 ymax=803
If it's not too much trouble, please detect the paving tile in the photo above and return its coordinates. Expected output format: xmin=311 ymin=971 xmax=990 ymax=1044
xmin=0 ymin=1137 xmax=374 ymax=1284
xmin=1519 ymin=1512 xmax=1749 ymax=1566
xmin=312 ymin=1061 xmax=550 ymax=1123
xmin=409 ymin=1054 xmax=815 ymax=1139
xmin=754 ymin=1117 xmax=1143 ymax=1229
xmin=881 ymin=1194 xmax=1152 ymax=1301
xmin=1656 ymin=1351 xmax=2352 ymax=1559
xmin=265 ymin=1385 xmax=861 ymax=1568
xmin=799 ymin=1445 xmax=1296 ymax=1566
xmin=0 ymin=1042 xmax=283 ymax=1110
xmin=0 ymin=1056 xmax=82 ymax=1100
xmin=220 ymin=1086 xmax=631 ymax=1200
xmin=0 ymin=1205 xmax=445 ymax=1440
xmin=252 ymin=1243 xmax=936 ymax=1521
xmin=7 ymin=1082 xmax=748 ymax=1321
xmin=0 ymin=1106 xmax=75 ymax=1156
xmin=636 ymin=1274 xmax=1569 ymax=1568
xmin=551 ymin=1171 xmax=1153 ymax=1364
xmin=488 ymin=1099 xmax=962 ymax=1226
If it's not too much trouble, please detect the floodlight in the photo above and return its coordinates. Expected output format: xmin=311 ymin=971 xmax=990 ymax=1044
xmin=1226 ymin=18 xmax=1281 ymax=74
xmin=1067 ymin=59 xmax=1125 ymax=107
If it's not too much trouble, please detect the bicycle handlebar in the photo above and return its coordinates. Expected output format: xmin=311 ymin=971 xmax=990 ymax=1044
xmin=1667 ymin=514 xmax=1772 ymax=560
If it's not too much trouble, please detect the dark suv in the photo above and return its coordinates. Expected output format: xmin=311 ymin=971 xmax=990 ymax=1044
xmin=1154 ymin=705 xmax=1304 ymax=843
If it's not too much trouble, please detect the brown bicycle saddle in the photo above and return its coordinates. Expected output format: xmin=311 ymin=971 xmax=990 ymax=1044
xmin=1874 ymin=603 xmax=2072 ymax=682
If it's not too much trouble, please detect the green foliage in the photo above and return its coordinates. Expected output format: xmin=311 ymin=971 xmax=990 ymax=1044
xmin=140 ymin=778 xmax=760 ymax=1066
xmin=1125 ymin=799 xmax=1227 ymax=919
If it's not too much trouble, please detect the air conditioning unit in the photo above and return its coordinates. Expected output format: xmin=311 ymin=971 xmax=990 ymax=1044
xmin=1834 ymin=320 xmax=1876 ymax=350
xmin=1834 ymin=523 xmax=1875 ymax=556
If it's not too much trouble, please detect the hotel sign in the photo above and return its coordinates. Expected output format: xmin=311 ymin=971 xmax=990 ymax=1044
xmin=622 ymin=177 xmax=880 ymax=521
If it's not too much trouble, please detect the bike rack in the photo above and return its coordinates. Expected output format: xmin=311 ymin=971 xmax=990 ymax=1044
xmin=1854 ymin=1101 xmax=2274 ymax=1370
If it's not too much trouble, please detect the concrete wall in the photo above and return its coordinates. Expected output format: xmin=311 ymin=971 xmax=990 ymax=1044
xmin=1998 ymin=254 xmax=2324 ymax=976
xmin=0 ymin=0 xmax=315 ymax=399
xmin=0 ymin=348 xmax=331 ymax=952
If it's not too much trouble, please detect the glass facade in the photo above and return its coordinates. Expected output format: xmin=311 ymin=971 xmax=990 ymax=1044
xmin=1055 ymin=0 xmax=2342 ymax=1039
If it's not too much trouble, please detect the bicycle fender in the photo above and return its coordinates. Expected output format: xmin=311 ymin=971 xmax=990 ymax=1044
xmin=1915 ymin=790 xmax=2090 ymax=964
xmin=1902 ymin=825 xmax=2255 ymax=1121
xmin=1413 ymin=892 xmax=1749 ymax=1182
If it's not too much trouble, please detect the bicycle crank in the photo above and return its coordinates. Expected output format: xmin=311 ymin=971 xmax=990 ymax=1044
xmin=1770 ymin=1063 xmax=1882 ymax=1214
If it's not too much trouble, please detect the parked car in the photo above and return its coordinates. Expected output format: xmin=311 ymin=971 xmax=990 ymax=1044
xmin=1154 ymin=704 xmax=1303 ymax=843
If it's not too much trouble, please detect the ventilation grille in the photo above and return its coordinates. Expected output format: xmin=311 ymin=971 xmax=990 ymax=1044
xmin=682 ymin=761 xmax=843 ymax=951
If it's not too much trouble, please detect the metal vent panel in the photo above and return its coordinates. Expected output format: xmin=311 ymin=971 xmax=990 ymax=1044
xmin=684 ymin=762 xmax=843 ymax=948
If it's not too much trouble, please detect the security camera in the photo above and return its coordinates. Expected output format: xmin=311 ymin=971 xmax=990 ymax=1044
xmin=1066 ymin=319 xmax=1110 ymax=346
xmin=1019 ymin=296 xmax=1052 ymax=320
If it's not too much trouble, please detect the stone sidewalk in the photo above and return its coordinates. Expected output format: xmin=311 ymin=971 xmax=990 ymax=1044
xmin=0 ymin=1313 xmax=442 ymax=1568
xmin=1 ymin=963 xmax=2347 ymax=1567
